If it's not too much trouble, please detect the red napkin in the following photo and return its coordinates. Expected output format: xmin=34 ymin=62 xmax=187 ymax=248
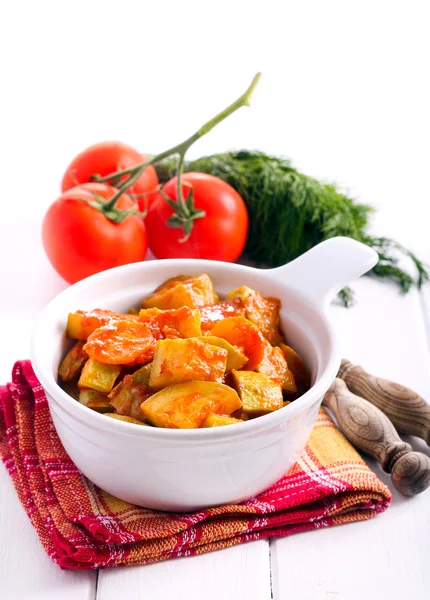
xmin=0 ymin=361 xmax=391 ymax=570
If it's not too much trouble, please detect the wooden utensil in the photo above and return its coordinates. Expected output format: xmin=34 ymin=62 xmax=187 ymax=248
xmin=338 ymin=359 xmax=430 ymax=445
xmin=323 ymin=378 xmax=430 ymax=496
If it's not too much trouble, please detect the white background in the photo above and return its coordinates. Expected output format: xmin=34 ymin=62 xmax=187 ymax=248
xmin=0 ymin=1 xmax=429 ymax=599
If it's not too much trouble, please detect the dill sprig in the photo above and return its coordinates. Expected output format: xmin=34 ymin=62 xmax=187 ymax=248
xmin=156 ymin=150 xmax=428 ymax=305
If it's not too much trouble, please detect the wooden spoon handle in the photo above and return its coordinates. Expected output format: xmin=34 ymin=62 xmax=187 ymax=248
xmin=323 ymin=379 xmax=430 ymax=496
xmin=338 ymin=360 xmax=430 ymax=445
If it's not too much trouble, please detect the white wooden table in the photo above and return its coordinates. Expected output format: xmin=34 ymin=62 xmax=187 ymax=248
xmin=1 ymin=2 xmax=430 ymax=598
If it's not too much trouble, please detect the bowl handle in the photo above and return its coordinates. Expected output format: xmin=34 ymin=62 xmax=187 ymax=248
xmin=268 ymin=237 xmax=378 ymax=310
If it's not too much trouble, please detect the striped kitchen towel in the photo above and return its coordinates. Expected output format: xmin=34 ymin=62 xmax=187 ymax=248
xmin=0 ymin=361 xmax=391 ymax=570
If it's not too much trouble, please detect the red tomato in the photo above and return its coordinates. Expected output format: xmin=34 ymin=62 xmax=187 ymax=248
xmin=146 ymin=173 xmax=248 ymax=261
xmin=61 ymin=141 xmax=159 ymax=201
xmin=43 ymin=183 xmax=147 ymax=284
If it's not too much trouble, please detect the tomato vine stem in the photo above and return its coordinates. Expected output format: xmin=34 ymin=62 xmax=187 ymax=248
xmin=95 ymin=73 xmax=261 ymax=234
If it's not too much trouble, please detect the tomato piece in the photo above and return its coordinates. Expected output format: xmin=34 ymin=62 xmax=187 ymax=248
xmin=84 ymin=321 xmax=156 ymax=365
xmin=199 ymin=299 xmax=245 ymax=331
xmin=146 ymin=173 xmax=248 ymax=262
xmin=43 ymin=183 xmax=147 ymax=284
xmin=61 ymin=141 xmax=158 ymax=201
xmin=210 ymin=316 xmax=265 ymax=371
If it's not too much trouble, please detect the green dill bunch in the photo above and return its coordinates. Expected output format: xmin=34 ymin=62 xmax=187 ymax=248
xmin=156 ymin=150 xmax=428 ymax=305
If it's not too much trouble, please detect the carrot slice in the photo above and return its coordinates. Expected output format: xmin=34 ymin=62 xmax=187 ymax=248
xmin=84 ymin=321 xmax=155 ymax=365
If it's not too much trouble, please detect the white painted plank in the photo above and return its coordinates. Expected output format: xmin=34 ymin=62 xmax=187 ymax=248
xmin=332 ymin=278 xmax=430 ymax=399
xmin=0 ymin=220 xmax=96 ymax=600
xmin=271 ymin=278 xmax=430 ymax=600
xmin=271 ymin=484 xmax=429 ymax=600
xmin=96 ymin=540 xmax=271 ymax=600
xmin=0 ymin=470 xmax=97 ymax=600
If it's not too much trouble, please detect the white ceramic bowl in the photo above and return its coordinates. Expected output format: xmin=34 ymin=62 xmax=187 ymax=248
xmin=31 ymin=237 xmax=377 ymax=511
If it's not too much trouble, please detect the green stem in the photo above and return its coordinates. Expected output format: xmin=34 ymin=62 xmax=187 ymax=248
xmin=175 ymin=152 xmax=189 ymax=216
xmin=92 ymin=165 xmax=136 ymax=183
xmin=100 ymin=73 xmax=261 ymax=217
xmin=102 ymin=142 xmax=193 ymax=212
xmin=197 ymin=72 xmax=261 ymax=137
